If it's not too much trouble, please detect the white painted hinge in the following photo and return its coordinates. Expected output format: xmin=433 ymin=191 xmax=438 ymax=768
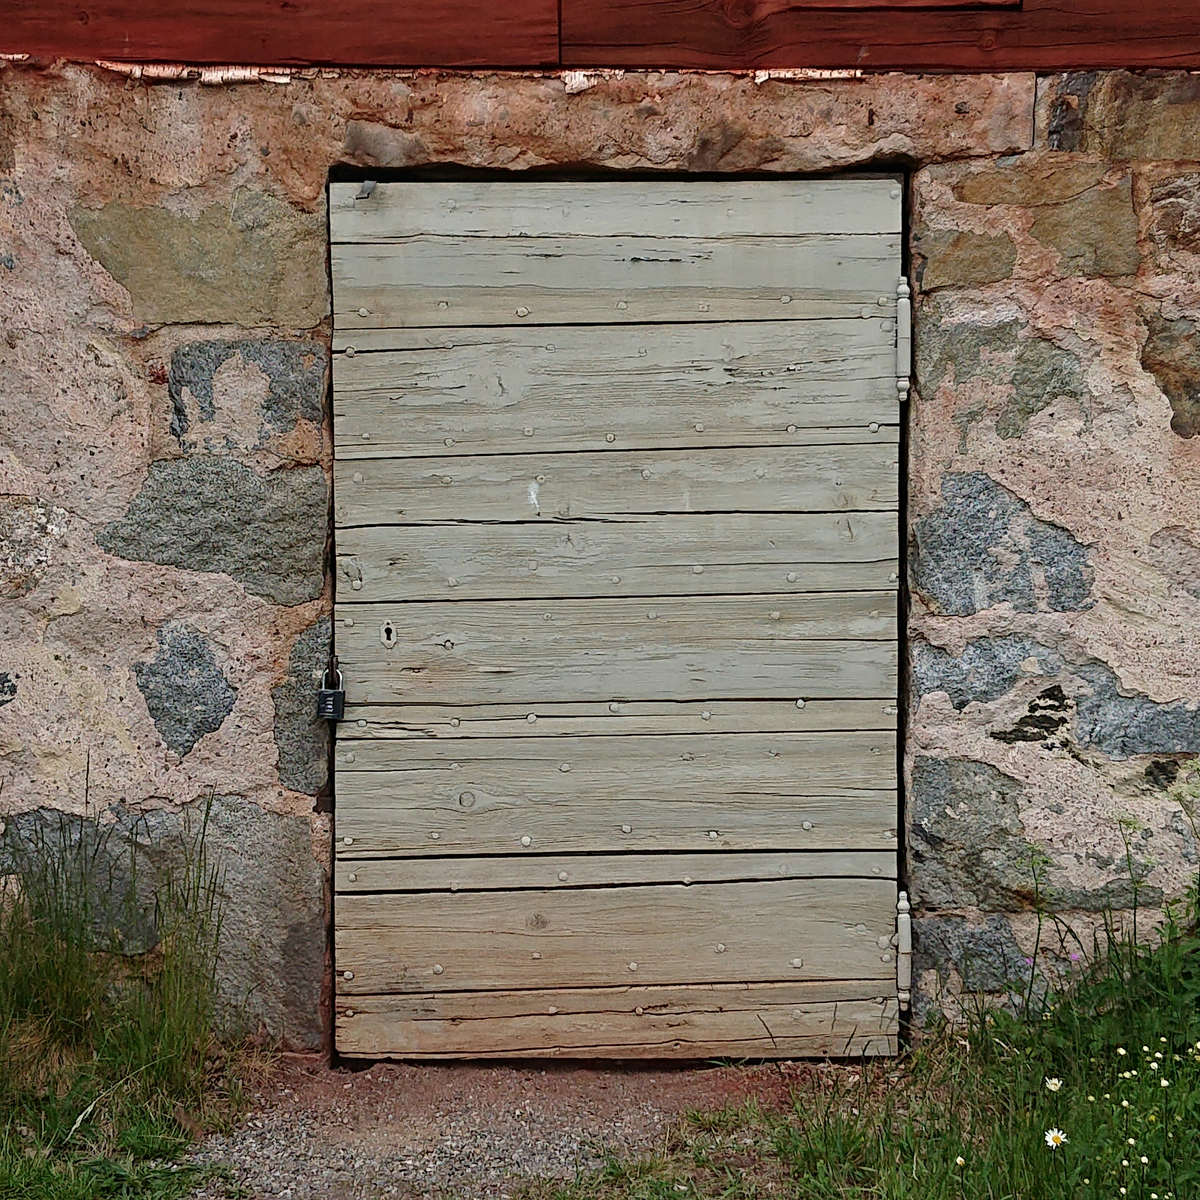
xmin=896 ymin=278 xmax=912 ymax=402
xmin=895 ymin=890 xmax=912 ymax=1011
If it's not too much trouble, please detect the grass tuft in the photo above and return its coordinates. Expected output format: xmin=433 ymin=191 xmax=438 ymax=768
xmin=0 ymin=793 xmax=256 ymax=1199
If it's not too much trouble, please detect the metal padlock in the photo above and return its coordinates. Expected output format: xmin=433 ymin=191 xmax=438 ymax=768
xmin=317 ymin=661 xmax=345 ymax=722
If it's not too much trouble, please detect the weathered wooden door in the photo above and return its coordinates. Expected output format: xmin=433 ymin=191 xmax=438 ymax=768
xmin=330 ymin=179 xmax=905 ymax=1058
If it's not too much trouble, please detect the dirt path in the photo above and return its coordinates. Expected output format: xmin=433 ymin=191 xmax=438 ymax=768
xmin=189 ymin=1055 xmax=815 ymax=1199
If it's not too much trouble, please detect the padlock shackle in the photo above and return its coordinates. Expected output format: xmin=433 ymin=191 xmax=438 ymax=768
xmin=322 ymin=653 xmax=343 ymax=691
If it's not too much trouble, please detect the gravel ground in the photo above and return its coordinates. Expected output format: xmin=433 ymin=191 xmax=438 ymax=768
xmin=188 ymin=1056 xmax=806 ymax=1199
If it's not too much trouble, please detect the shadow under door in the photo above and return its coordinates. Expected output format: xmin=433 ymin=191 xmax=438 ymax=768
xmin=330 ymin=178 xmax=906 ymax=1058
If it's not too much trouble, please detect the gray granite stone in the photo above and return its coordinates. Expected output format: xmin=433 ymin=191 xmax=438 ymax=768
xmin=912 ymin=472 xmax=1093 ymax=615
xmin=912 ymin=635 xmax=1063 ymax=711
xmin=343 ymin=121 xmax=430 ymax=169
xmin=134 ymin=623 xmax=236 ymax=757
xmin=913 ymin=914 xmax=1029 ymax=994
xmin=998 ymin=337 xmax=1086 ymax=439
xmin=1169 ymin=809 xmax=1199 ymax=865
xmin=168 ymin=337 xmax=327 ymax=442
xmin=98 ymin=457 xmax=327 ymax=606
xmin=272 ymin=616 xmax=331 ymax=796
xmin=914 ymin=303 xmax=1020 ymax=395
xmin=915 ymin=306 xmax=1086 ymax=438
xmin=909 ymin=756 xmax=1035 ymax=913
xmin=0 ymin=806 xmax=159 ymax=955
xmin=1044 ymin=72 xmax=1098 ymax=152
xmin=1073 ymin=661 xmax=1200 ymax=759
xmin=0 ymin=796 xmax=324 ymax=1048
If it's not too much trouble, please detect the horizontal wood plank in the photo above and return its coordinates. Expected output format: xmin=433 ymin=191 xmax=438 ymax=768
xmin=767 ymin=0 xmax=1017 ymax=5
xmin=334 ymin=444 xmax=900 ymax=528
xmin=10 ymin=0 xmax=1200 ymax=71
xmin=335 ymin=850 xmax=897 ymax=893
xmin=330 ymin=180 xmax=902 ymax=241
xmin=337 ymin=511 xmax=898 ymax=601
xmin=334 ymin=594 xmax=897 ymax=705
xmin=331 ymin=320 xmax=899 ymax=457
xmin=337 ymin=698 xmax=898 ymax=740
xmin=336 ymin=877 xmax=898 ymax=992
xmin=336 ymin=785 xmax=897 ymax=858
xmin=336 ymin=983 xmax=898 ymax=1059
xmin=3 ymin=1 xmax=560 ymax=66
xmin=334 ymin=730 xmax=897 ymax=856
xmin=332 ymin=234 xmax=901 ymax=329
xmin=338 ymin=728 xmax=895 ymax=783
xmin=560 ymin=0 xmax=1200 ymax=71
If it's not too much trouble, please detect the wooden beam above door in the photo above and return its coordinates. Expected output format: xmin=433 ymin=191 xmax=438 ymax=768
xmin=561 ymin=0 xmax=1200 ymax=71
xmin=0 ymin=0 xmax=560 ymax=68
xmin=5 ymin=0 xmax=1200 ymax=70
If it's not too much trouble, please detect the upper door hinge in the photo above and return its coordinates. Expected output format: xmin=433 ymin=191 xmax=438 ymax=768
xmin=896 ymin=278 xmax=912 ymax=402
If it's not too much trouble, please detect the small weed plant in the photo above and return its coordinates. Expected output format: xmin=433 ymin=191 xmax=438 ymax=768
xmin=521 ymin=833 xmax=1200 ymax=1198
xmin=0 ymin=793 xmax=251 ymax=1199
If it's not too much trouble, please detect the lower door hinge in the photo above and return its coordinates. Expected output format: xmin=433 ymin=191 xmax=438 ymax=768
xmin=895 ymin=890 xmax=912 ymax=1011
xmin=896 ymin=278 xmax=911 ymax=402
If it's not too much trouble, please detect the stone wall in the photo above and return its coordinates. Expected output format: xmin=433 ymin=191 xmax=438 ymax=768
xmin=1 ymin=61 xmax=1198 ymax=1039
xmin=908 ymin=75 xmax=1200 ymax=1010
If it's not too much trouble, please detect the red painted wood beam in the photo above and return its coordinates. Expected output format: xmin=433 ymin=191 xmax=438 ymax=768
xmin=0 ymin=0 xmax=560 ymax=68
xmin=563 ymin=0 xmax=1200 ymax=71
xmin=3 ymin=0 xmax=1200 ymax=72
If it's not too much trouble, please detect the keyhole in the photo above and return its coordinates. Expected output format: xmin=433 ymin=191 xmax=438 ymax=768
xmin=380 ymin=622 xmax=397 ymax=649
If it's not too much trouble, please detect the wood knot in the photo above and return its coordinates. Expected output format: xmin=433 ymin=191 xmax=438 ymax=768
xmin=720 ymin=0 xmax=759 ymax=29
